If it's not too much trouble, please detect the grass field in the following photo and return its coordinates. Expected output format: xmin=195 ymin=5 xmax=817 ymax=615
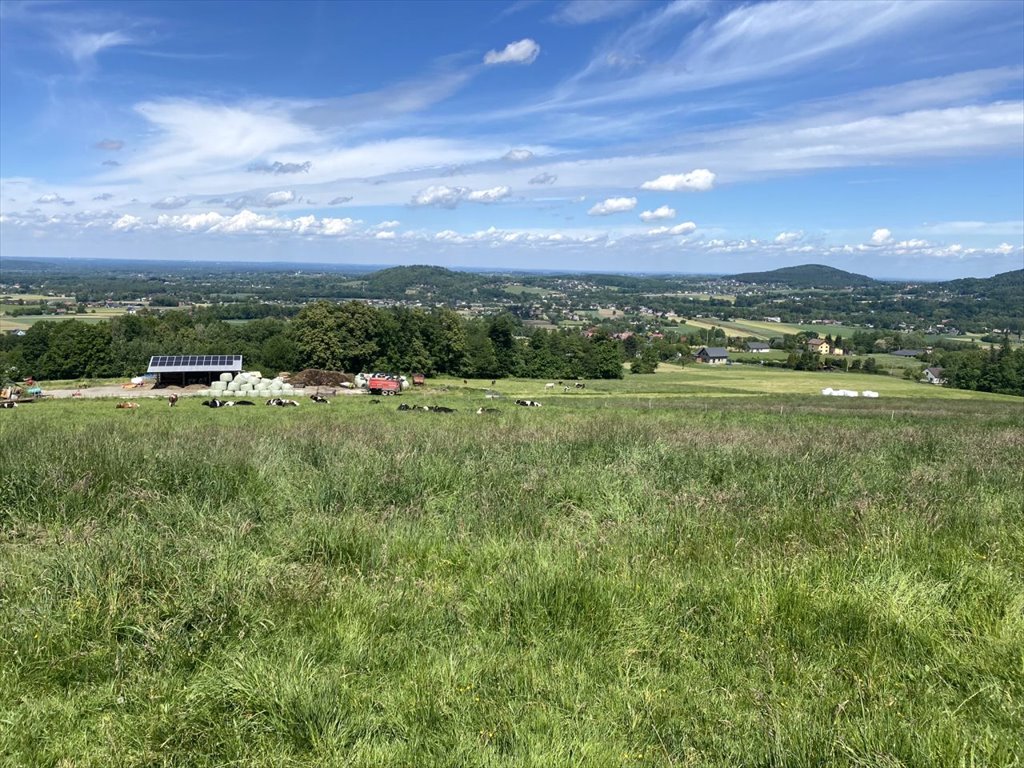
xmin=1 ymin=369 xmax=1021 ymax=767
xmin=0 ymin=308 xmax=130 ymax=332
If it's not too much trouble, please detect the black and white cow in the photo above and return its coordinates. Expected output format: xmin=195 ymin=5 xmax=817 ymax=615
xmin=0 ymin=401 xmax=18 ymax=409
xmin=310 ymin=395 xmax=330 ymax=404
xmin=515 ymin=399 xmax=542 ymax=407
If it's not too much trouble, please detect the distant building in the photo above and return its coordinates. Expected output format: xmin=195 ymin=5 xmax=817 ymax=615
xmin=923 ymin=367 xmax=946 ymax=385
xmin=745 ymin=342 xmax=770 ymax=353
xmin=807 ymin=338 xmax=830 ymax=355
xmin=694 ymin=346 xmax=729 ymax=364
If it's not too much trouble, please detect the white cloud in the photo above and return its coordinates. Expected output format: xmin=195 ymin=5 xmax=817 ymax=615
xmin=588 ymin=196 xmax=637 ymax=216
xmin=774 ymin=231 xmax=803 ymax=244
xmin=529 ymin=172 xmax=558 ymax=185
xmin=484 ymin=39 xmax=541 ymax=66
xmin=467 ymin=185 xmax=511 ymax=203
xmin=36 ymin=193 xmax=74 ymax=205
xmin=152 ymin=196 xmax=190 ymax=210
xmin=376 ymin=220 xmax=401 ymax=229
xmin=320 ymin=217 xmax=357 ymax=236
xmin=648 ymin=221 xmax=697 ymax=236
xmin=639 ymin=205 xmax=676 ymax=222
xmin=262 ymin=190 xmax=296 ymax=207
xmin=62 ymin=30 xmax=133 ymax=66
xmin=411 ymin=185 xmax=467 ymax=208
xmin=375 ymin=230 xmax=396 ymax=240
xmin=870 ymin=228 xmax=893 ymax=245
xmin=112 ymin=214 xmax=142 ymax=231
xmin=552 ymin=0 xmax=642 ymax=25
xmin=411 ymin=184 xmax=510 ymax=207
xmin=503 ymin=149 xmax=534 ymax=162
xmin=640 ymin=169 xmax=716 ymax=192
xmin=995 ymin=242 xmax=1015 ymax=254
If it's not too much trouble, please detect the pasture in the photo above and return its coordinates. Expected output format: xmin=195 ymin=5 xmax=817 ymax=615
xmin=1 ymin=370 xmax=1021 ymax=767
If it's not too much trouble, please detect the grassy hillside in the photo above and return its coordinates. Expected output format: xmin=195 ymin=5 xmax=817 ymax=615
xmin=729 ymin=264 xmax=879 ymax=288
xmin=1 ymin=376 xmax=1021 ymax=767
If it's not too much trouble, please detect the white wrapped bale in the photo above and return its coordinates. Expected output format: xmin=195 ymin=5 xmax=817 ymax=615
xmin=862 ymin=390 xmax=880 ymax=398
xmin=211 ymin=381 xmax=227 ymax=391
xmin=219 ymin=372 xmax=233 ymax=383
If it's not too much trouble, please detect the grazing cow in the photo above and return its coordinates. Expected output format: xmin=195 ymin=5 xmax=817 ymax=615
xmin=574 ymin=382 xmax=586 ymax=389
xmin=266 ymin=398 xmax=299 ymax=407
xmin=310 ymin=395 xmax=330 ymax=404
xmin=115 ymin=401 xmax=139 ymax=409
xmin=476 ymin=407 xmax=499 ymax=415
xmin=168 ymin=393 xmax=179 ymax=407
xmin=545 ymin=383 xmax=555 ymax=390
xmin=0 ymin=401 xmax=17 ymax=409
xmin=515 ymin=399 xmax=542 ymax=407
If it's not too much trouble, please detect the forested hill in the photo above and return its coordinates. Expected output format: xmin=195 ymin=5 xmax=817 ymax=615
xmin=362 ymin=265 xmax=485 ymax=296
xmin=728 ymin=264 xmax=879 ymax=287
xmin=935 ymin=269 xmax=1023 ymax=297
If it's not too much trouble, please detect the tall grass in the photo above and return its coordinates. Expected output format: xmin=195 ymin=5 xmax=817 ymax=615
xmin=1 ymin=395 xmax=1022 ymax=766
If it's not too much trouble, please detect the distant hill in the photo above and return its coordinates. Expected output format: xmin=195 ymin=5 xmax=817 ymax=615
xmin=936 ymin=269 xmax=1023 ymax=295
xmin=728 ymin=264 xmax=879 ymax=288
xmin=363 ymin=265 xmax=480 ymax=292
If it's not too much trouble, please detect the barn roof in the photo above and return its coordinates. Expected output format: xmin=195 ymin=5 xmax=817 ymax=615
xmin=147 ymin=355 xmax=243 ymax=373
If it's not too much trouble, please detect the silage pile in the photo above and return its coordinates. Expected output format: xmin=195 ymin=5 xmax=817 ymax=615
xmin=288 ymin=369 xmax=355 ymax=387
xmin=198 ymin=372 xmax=306 ymax=399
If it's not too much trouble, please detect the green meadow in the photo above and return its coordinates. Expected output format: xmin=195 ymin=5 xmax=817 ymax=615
xmin=1 ymin=368 xmax=1021 ymax=767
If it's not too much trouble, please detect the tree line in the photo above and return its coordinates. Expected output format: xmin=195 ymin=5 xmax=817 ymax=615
xmin=0 ymin=302 xmax=630 ymax=382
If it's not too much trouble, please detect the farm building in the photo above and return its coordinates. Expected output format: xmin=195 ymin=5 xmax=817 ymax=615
xmin=923 ymin=367 xmax=946 ymax=385
xmin=147 ymin=355 xmax=243 ymax=387
xmin=694 ymin=346 xmax=729 ymax=364
xmin=745 ymin=342 xmax=770 ymax=352
xmin=807 ymin=338 xmax=831 ymax=355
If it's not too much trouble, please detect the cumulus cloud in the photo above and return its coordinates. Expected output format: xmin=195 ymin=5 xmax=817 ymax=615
xmin=774 ymin=231 xmax=803 ymax=244
xmin=588 ymin=196 xmax=637 ymax=216
xmin=503 ymin=148 xmax=534 ymax=162
xmin=376 ymin=220 xmax=400 ymax=229
xmin=870 ymin=228 xmax=892 ymax=245
xmin=648 ymin=221 xmax=697 ymax=236
xmin=94 ymin=139 xmax=124 ymax=151
xmin=36 ymin=193 xmax=74 ymax=206
xmin=262 ymin=190 xmax=296 ymax=207
xmin=375 ymin=230 xmax=397 ymax=240
xmin=529 ymin=172 xmax=558 ymax=185
xmin=247 ymin=160 xmax=312 ymax=174
xmin=640 ymin=169 xmax=716 ymax=192
xmin=411 ymin=184 xmax=510 ymax=208
xmin=92 ymin=193 xmax=114 ymax=201
xmin=320 ymin=217 xmax=356 ymax=236
xmin=152 ymin=196 xmax=190 ymax=210
xmin=147 ymin=209 xmax=359 ymax=237
xmin=639 ymin=205 xmax=676 ymax=222
xmin=328 ymin=196 xmax=353 ymax=205
xmin=112 ymin=214 xmax=142 ymax=231
xmin=467 ymin=185 xmax=511 ymax=203
xmin=995 ymin=242 xmax=1015 ymax=254
xmin=484 ymin=39 xmax=540 ymax=65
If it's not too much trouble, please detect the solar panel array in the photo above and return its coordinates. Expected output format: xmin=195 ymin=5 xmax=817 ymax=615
xmin=148 ymin=355 xmax=243 ymax=372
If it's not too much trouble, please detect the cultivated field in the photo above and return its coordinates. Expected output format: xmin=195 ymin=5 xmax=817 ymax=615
xmin=1 ymin=371 xmax=1021 ymax=767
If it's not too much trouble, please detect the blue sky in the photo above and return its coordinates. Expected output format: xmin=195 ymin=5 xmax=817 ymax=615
xmin=1 ymin=0 xmax=1022 ymax=279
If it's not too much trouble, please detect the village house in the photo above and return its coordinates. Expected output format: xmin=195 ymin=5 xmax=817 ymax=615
xmin=745 ymin=341 xmax=770 ymax=353
xmin=923 ymin=367 xmax=946 ymax=385
xmin=694 ymin=346 xmax=729 ymax=364
xmin=807 ymin=338 xmax=830 ymax=355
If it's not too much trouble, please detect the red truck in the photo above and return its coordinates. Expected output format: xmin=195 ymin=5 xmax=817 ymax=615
xmin=367 ymin=375 xmax=402 ymax=396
